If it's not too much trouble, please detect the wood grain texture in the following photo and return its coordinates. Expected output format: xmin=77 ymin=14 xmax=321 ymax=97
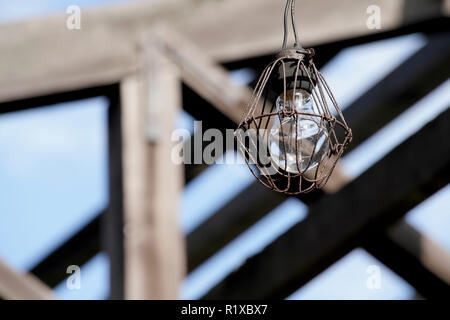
xmin=121 ymin=45 xmax=185 ymax=299
xmin=0 ymin=0 xmax=414 ymax=104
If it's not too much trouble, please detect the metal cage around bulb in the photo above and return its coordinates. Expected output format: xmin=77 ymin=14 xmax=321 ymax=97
xmin=235 ymin=48 xmax=352 ymax=195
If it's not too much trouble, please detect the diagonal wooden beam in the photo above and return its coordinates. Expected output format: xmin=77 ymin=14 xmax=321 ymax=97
xmin=22 ymin=13 xmax=450 ymax=298
xmin=0 ymin=259 xmax=56 ymax=300
xmin=186 ymin=30 xmax=450 ymax=271
xmin=187 ymin=184 xmax=322 ymax=272
xmin=153 ymin=24 xmax=251 ymax=124
xmin=364 ymin=222 xmax=450 ymax=299
xmin=25 ymin=25 xmax=450 ymax=295
xmin=183 ymin=19 xmax=450 ymax=184
xmin=30 ymin=214 xmax=102 ymax=288
xmin=203 ymin=107 xmax=450 ymax=299
xmin=344 ymin=30 xmax=450 ymax=151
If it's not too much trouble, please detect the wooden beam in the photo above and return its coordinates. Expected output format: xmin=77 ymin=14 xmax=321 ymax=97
xmin=183 ymin=39 xmax=343 ymax=184
xmin=155 ymin=25 xmax=250 ymax=124
xmin=364 ymin=222 xmax=450 ymax=299
xmin=154 ymin=25 xmax=255 ymax=184
xmin=188 ymin=182 xmax=284 ymax=272
xmin=103 ymin=87 xmax=125 ymax=299
xmin=175 ymin=0 xmax=408 ymax=61
xmin=0 ymin=259 xmax=56 ymax=300
xmin=221 ymin=16 xmax=449 ymax=72
xmin=344 ymin=30 xmax=450 ymax=151
xmin=8 ymin=1 xmax=448 ymax=298
xmin=203 ymin=107 xmax=450 ymax=299
xmin=186 ymin=30 xmax=450 ymax=271
xmin=445 ymin=0 xmax=450 ymax=15
xmin=121 ymin=43 xmax=185 ymax=299
xmin=1 ymin=0 xmax=447 ymax=105
xmin=403 ymin=0 xmax=446 ymax=24
xmin=187 ymin=184 xmax=324 ymax=272
xmin=183 ymin=17 xmax=450 ymax=184
xmin=0 ymin=84 xmax=119 ymax=115
xmin=30 ymin=214 xmax=102 ymax=288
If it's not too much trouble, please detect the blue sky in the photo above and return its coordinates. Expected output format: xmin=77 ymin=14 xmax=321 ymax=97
xmin=0 ymin=0 xmax=448 ymax=300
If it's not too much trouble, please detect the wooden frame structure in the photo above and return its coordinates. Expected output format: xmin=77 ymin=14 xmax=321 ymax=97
xmin=0 ymin=0 xmax=449 ymax=299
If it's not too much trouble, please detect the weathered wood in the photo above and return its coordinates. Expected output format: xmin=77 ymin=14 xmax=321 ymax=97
xmin=203 ymin=107 xmax=450 ymax=299
xmin=154 ymin=25 xmax=250 ymax=124
xmin=121 ymin=45 xmax=185 ymax=299
xmin=6 ymin=0 xmax=447 ymax=298
xmin=1 ymin=0 xmax=446 ymax=104
xmin=24 ymin=21 xmax=450 ymax=294
xmin=0 ymin=259 xmax=56 ymax=300
xmin=160 ymin=28 xmax=343 ymax=192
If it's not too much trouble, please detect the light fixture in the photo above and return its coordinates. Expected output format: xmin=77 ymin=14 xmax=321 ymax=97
xmin=236 ymin=0 xmax=352 ymax=195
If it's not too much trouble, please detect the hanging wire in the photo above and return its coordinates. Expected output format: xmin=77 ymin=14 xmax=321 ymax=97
xmin=282 ymin=0 xmax=302 ymax=50
xmin=236 ymin=0 xmax=352 ymax=194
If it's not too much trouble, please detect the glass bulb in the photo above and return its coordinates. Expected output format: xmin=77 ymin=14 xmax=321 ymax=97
xmin=269 ymin=89 xmax=329 ymax=173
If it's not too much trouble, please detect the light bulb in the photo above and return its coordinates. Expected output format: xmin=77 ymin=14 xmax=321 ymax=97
xmin=269 ymin=89 xmax=329 ymax=173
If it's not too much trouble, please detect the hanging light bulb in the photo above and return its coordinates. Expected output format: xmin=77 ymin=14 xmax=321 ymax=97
xmin=235 ymin=0 xmax=352 ymax=194
xmin=269 ymin=89 xmax=329 ymax=173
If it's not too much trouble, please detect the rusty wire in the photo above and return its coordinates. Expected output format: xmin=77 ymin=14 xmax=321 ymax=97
xmin=235 ymin=49 xmax=352 ymax=195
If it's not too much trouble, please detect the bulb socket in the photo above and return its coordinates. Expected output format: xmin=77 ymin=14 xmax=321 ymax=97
xmin=273 ymin=50 xmax=317 ymax=94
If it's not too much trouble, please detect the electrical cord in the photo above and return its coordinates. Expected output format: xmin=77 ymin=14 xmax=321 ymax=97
xmin=282 ymin=0 xmax=302 ymax=50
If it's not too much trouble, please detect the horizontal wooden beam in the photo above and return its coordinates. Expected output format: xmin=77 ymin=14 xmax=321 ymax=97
xmin=0 ymin=259 xmax=56 ymax=300
xmin=1 ymin=0 xmax=447 ymax=105
xmin=203 ymin=107 xmax=450 ymax=299
xmin=0 ymin=84 xmax=119 ymax=115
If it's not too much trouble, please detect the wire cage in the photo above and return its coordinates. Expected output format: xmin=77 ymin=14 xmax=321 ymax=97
xmin=235 ymin=48 xmax=352 ymax=195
